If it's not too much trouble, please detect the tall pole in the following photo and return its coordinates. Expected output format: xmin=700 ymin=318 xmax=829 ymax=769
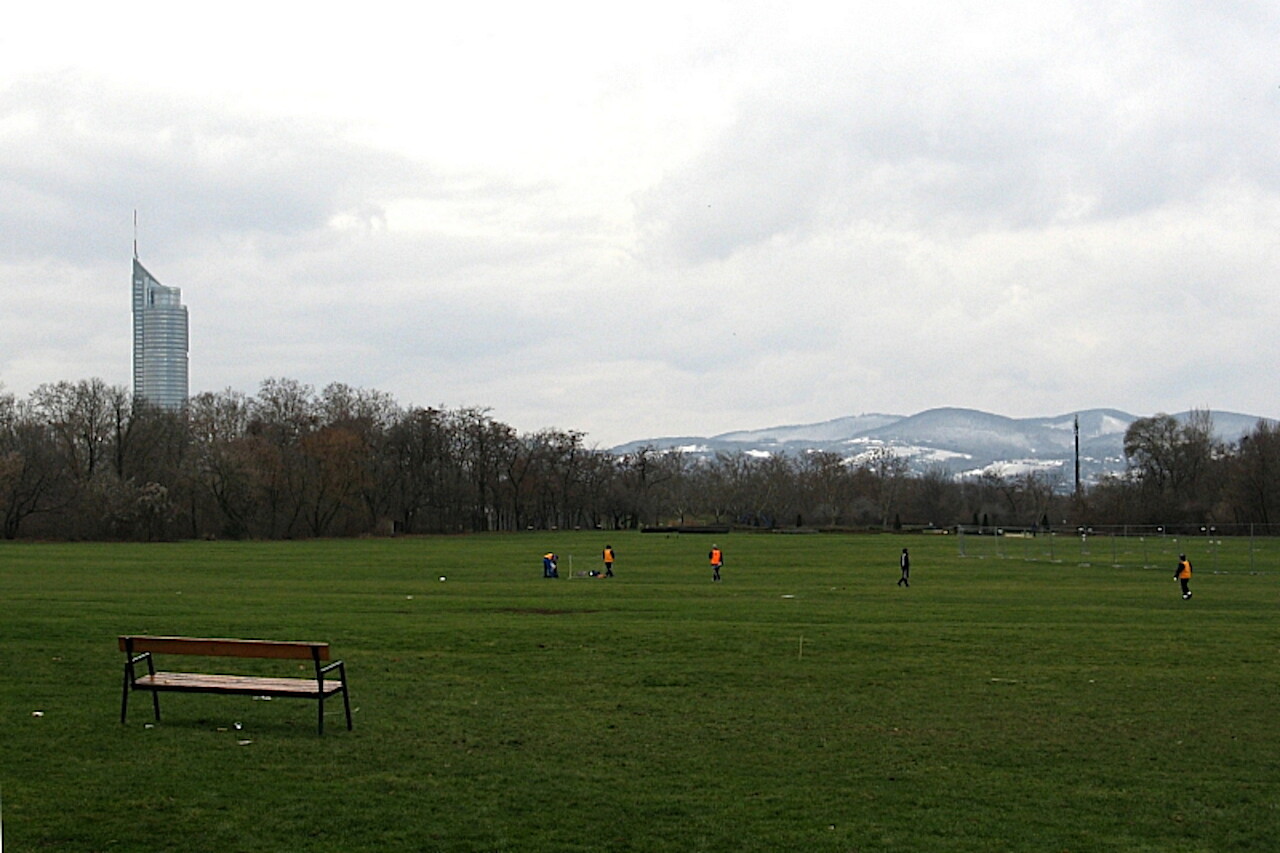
xmin=1074 ymin=414 xmax=1081 ymax=497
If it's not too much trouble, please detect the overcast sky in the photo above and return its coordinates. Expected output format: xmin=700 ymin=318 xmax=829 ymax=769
xmin=2 ymin=2 xmax=1277 ymax=447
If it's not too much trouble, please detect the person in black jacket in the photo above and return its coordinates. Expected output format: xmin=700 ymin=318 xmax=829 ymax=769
xmin=898 ymin=548 xmax=910 ymax=587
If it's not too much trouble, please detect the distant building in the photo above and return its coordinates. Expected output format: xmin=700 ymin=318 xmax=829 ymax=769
xmin=131 ymin=257 xmax=188 ymax=410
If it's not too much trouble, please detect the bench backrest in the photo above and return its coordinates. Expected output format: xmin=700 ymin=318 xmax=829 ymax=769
xmin=119 ymin=635 xmax=330 ymax=661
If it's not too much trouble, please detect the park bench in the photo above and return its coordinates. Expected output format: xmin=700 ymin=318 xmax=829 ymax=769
xmin=119 ymin=635 xmax=353 ymax=735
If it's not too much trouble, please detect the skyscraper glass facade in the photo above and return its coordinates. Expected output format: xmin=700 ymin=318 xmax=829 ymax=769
xmin=132 ymin=258 xmax=189 ymax=410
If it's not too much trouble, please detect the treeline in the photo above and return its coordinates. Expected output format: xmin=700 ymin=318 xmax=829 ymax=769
xmin=2 ymin=379 xmax=1278 ymax=540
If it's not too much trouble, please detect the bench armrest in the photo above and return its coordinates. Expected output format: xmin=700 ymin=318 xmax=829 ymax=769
xmin=124 ymin=651 xmax=155 ymax=683
xmin=319 ymin=659 xmax=345 ymax=678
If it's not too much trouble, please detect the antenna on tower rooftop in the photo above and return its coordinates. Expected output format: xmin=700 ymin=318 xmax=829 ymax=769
xmin=133 ymin=210 xmax=139 ymax=259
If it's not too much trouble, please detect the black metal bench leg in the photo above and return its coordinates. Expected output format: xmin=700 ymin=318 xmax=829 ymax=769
xmin=121 ymin=669 xmax=130 ymax=724
xmin=152 ymin=690 xmax=161 ymax=721
xmin=342 ymin=684 xmax=353 ymax=731
xmin=317 ymin=696 xmax=325 ymax=736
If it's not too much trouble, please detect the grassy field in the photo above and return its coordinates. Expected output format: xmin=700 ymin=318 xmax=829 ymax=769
xmin=1 ymin=531 xmax=1276 ymax=851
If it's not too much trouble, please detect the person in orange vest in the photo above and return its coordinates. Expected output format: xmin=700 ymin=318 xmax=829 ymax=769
xmin=1174 ymin=554 xmax=1192 ymax=599
xmin=602 ymin=545 xmax=615 ymax=578
xmin=709 ymin=544 xmax=723 ymax=582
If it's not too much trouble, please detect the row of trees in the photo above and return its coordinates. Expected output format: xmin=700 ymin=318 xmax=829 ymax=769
xmin=2 ymin=378 xmax=1278 ymax=540
xmin=1091 ymin=410 xmax=1280 ymax=527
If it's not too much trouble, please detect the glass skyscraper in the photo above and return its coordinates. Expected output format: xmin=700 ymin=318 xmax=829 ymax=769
xmin=131 ymin=257 xmax=189 ymax=410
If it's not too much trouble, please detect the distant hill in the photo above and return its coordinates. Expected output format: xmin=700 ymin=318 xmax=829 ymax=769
xmin=610 ymin=408 xmax=1272 ymax=484
xmin=714 ymin=413 xmax=902 ymax=444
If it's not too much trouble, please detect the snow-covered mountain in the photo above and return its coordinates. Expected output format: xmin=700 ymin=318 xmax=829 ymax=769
xmin=714 ymin=413 xmax=902 ymax=444
xmin=610 ymin=408 xmax=1271 ymax=484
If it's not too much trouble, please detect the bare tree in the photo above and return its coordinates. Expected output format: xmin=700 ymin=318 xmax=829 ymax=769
xmin=188 ymin=390 xmax=259 ymax=538
xmin=797 ymin=452 xmax=850 ymax=527
xmin=1224 ymin=420 xmax=1280 ymax=524
xmin=1124 ymin=410 xmax=1221 ymax=522
xmin=30 ymin=379 xmax=118 ymax=482
xmin=0 ymin=394 xmax=74 ymax=538
xmin=861 ymin=446 xmax=909 ymax=528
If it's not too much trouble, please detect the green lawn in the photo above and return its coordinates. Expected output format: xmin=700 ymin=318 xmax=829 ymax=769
xmin=1 ymin=532 xmax=1275 ymax=851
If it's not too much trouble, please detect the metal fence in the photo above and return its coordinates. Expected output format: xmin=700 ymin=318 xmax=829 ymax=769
xmin=955 ymin=524 xmax=1280 ymax=572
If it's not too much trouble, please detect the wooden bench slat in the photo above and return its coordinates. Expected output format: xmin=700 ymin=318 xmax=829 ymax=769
xmin=137 ymin=672 xmax=345 ymax=697
xmin=119 ymin=635 xmax=330 ymax=661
